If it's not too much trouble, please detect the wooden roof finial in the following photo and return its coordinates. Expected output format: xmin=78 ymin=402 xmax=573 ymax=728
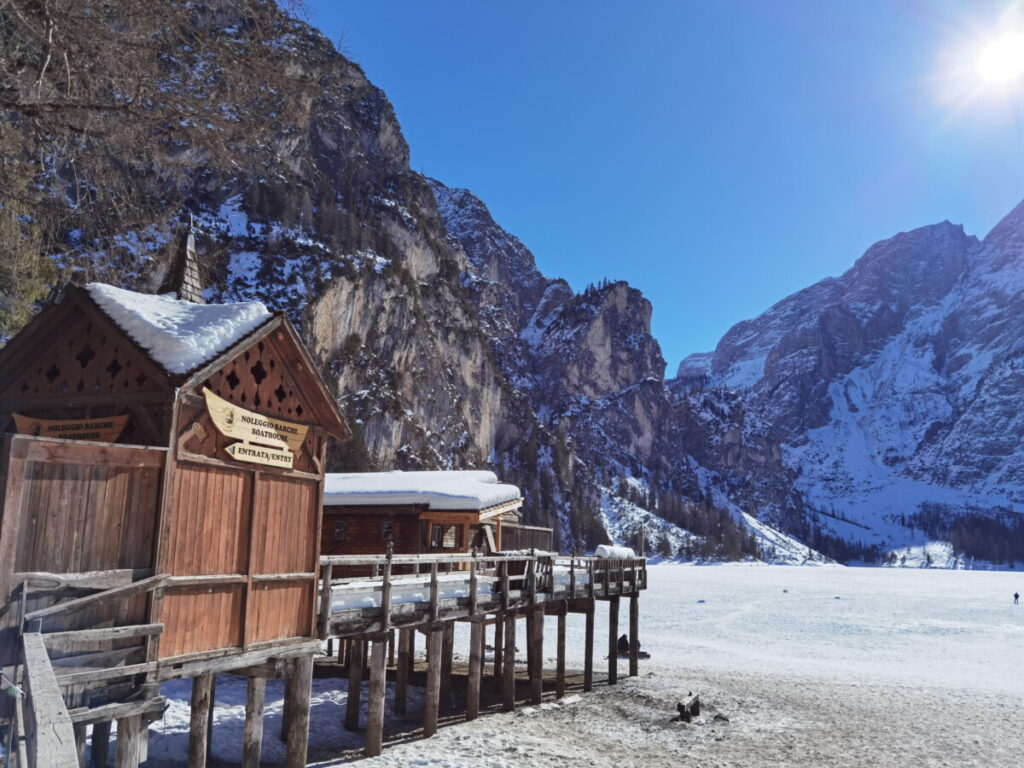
xmin=159 ymin=214 xmax=205 ymax=303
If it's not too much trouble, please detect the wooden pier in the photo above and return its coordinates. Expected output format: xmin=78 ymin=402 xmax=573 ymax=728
xmin=317 ymin=550 xmax=648 ymax=757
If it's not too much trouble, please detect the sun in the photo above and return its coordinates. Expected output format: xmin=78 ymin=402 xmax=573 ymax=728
xmin=977 ymin=33 xmax=1024 ymax=84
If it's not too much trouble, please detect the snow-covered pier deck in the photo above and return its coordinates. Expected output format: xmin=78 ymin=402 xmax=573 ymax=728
xmin=316 ymin=551 xmax=647 ymax=757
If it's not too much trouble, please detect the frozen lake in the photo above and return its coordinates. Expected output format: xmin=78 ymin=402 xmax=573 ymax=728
xmin=144 ymin=564 xmax=1024 ymax=766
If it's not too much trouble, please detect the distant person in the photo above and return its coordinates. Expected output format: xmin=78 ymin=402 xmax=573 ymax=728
xmin=618 ymin=633 xmax=630 ymax=655
xmin=1015 ymin=592 xmax=1019 ymax=605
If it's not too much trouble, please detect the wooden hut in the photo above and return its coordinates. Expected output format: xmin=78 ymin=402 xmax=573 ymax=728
xmin=321 ymin=471 xmax=535 ymax=559
xmin=0 ymin=280 xmax=348 ymax=765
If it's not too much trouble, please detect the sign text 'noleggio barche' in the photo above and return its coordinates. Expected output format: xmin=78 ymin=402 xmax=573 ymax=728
xmin=203 ymin=387 xmax=309 ymax=469
xmin=13 ymin=413 xmax=129 ymax=443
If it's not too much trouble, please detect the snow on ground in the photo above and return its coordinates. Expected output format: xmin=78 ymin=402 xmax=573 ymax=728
xmin=137 ymin=564 xmax=1024 ymax=766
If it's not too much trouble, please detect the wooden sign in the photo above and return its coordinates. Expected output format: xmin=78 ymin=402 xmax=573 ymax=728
xmin=12 ymin=413 xmax=129 ymax=443
xmin=202 ymin=387 xmax=309 ymax=452
xmin=203 ymin=387 xmax=308 ymax=469
xmin=223 ymin=441 xmax=294 ymax=469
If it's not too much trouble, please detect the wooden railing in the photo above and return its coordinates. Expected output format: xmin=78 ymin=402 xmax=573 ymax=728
xmin=20 ymin=632 xmax=78 ymax=767
xmin=318 ymin=551 xmax=647 ymax=638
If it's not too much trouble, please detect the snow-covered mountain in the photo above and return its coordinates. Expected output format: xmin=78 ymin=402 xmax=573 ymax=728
xmin=674 ymin=205 xmax=1024 ymax=565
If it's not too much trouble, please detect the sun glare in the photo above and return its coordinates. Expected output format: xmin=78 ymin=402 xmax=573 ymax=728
xmin=977 ymin=33 xmax=1024 ymax=83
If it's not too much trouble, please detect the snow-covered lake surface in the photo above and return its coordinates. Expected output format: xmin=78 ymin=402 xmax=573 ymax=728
xmin=141 ymin=564 xmax=1024 ymax=766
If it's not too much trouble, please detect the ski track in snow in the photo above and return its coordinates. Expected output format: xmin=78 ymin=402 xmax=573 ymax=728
xmin=134 ymin=564 xmax=1024 ymax=767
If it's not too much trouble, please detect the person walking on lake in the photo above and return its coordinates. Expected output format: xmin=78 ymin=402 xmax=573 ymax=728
xmin=1015 ymin=592 xmax=1019 ymax=605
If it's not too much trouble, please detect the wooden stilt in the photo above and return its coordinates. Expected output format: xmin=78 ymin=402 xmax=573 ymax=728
xmin=345 ymin=635 xmax=366 ymax=731
xmin=608 ymin=595 xmax=620 ymax=685
xmin=114 ymin=716 xmax=143 ymax=768
xmin=493 ymin=613 xmax=504 ymax=679
xmin=388 ymin=628 xmax=396 ymax=667
xmin=629 ymin=593 xmax=639 ymax=677
xmin=502 ymin=613 xmax=516 ymax=711
xmin=338 ymin=638 xmax=347 ymax=667
xmin=467 ymin=619 xmax=483 ymax=720
xmin=279 ymin=659 xmax=295 ymax=742
xmin=528 ymin=608 xmax=544 ymax=705
xmin=188 ymin=673 xmax=214 ymax=768
xmin=90 ymin=721 xmax=111 ymax=768
xmin=284 ymin=654 xmax=313 ymax=768
xmin=365 ymin=637 xmax=388 ymax=757
xmin=242 ymin=676 xmax=266 ymax=768
xmin=440 ymin=621 xmax=454 ymax=708
xmin=407 ymin=629 xmax=416 ymax=676
xmin=424 ymin=626 xmax=443 ymax=738
xmin=395 ymin=628 xmax=412 ymax=714
xmin=327 ymin=637 xmax=335 ymax=657
xmin=584 ymin=600 xmax=594 ymax=692
xmin=74 ymin=723 xmax=88 ymax=768
xmin=206 ymin=675 xmax=216 ymax=762
xmin=556 ymin=601 xmax=567 ymax=699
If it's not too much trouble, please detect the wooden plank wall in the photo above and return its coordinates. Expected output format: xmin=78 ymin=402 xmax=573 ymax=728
xmin=159 ymin=463 xmax=250 ymax=658
xmin=248 ymin=475 xmax=318 ymax=644
xmin=0 ymin=437 xmax=164 ymax=667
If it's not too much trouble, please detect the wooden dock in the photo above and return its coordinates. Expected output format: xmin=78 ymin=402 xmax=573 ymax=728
xmin=317 ymin=551 xmax=647 ymax=757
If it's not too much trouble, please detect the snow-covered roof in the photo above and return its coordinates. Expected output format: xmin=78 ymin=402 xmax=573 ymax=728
xmin=323 ymin=470 xmax=522 ymax=511
xmin=86 ymin=283 xmax=272 ymax=375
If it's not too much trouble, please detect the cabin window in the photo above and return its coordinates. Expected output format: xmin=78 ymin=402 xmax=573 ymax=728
xmin=431 ymin=523 xmax=460 ymax=549
xmin=333 ymin=519 xmax=347 ymax=542
xmin=380 ymin=520 xmax=394 ymax=541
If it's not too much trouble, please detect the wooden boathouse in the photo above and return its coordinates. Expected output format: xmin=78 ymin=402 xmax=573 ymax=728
xmin=0 ymin=274 xmax=647 ymax=765
xmin=321 ymin=470 xmax=547 ymax=558
xmin=0 ymin=280 xmax=349 ymax=767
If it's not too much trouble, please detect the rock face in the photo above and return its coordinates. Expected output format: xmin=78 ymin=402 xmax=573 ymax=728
xmin=674 ymin=210 xmax=1024 ymax=564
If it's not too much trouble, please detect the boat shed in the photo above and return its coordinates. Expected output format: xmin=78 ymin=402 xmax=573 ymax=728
xmin=321 ymin=470 xmax=534 ymax=558
xmin=0 ymin=281 xmax=348 ymax=766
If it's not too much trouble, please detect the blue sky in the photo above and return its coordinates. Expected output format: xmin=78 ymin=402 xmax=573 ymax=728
xmin=305 ymin=1 xmax=1024 ymax=372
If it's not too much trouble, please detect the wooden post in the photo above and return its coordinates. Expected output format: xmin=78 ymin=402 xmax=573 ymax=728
xmin=74 ymin=723 xmax=88 ymax=768
xmin=188 ymin=673 xmax=214 ymax=768
xmin=467 ymin=619 xmax=483 ymax=720
xmin=527 ymin=608 xmax=543 ymax=705
xmin=114 ymin=716 xmax=143 ymax=768
xmin=501 ymin=613 xmax=516 ymax=711
xmin=318 ymin=562 xmax=333 ymax=639
xmin=345 ymin=635 xmax=366 ymax=731
xmin=493 ymin=612 xmax=504 ymax=679
xmin=629 ymin=593 xmax=639 ymax=678
xmin=608 ymin=595 xmax=620 ymax=685
xmin=440 ymin=621 xmax=454 ymax=708
xmin=395 ymin=628 xmax=412 ymax=714
xmin=242 ymin=677 xmax=266 ymax=768
xmin=327 ymin=638 xmax=335 ymax=657
xmin=388 ymin=629 xmax=396 ymax=667
xmin=284 ymin=654 xmax=313 ymax=768
xmin=423 ymin=626 xmax=443 ymax=738
xmin=556 ymin=601 xmax=567 ymax=699
xmin=206 ymin=675 xmax=216 ymax=762
xmin=279 ymin=659 xmax=293 ymax=742
xmin=365 ymin=636 xmax=388 ymax=757
xmin=90 ymin=722 xmax=111 ymax=768
xmin=584 ymin=600 xmax=595 ymax=692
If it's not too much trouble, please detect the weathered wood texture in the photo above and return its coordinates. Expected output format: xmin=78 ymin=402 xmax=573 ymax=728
xmin=344 ymin=636 xmax=365 ymax=732
xmin=466 ymin=619 xmax=483 ymax=720
xmin=0 ymin=437 xmax=163 ymax=667
xmin=242 ymin=676 xmax=266 ymax=768
xmin=423 ymin=627 xmax=443 ymax=737
xmin=283 ymin=654 xmax=313 ymax=768
xmin=188 ymin=674 xmax=214 ymax=768
xmin=608 ymin=596 xmax=620 ymax=685
xmin=22 ymin=632 xmax=79 ymax=767
xmin=629 ymin=593 xmax=639 ymax=677
xmin=364 ymin=637 xmax=388 ymax=757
